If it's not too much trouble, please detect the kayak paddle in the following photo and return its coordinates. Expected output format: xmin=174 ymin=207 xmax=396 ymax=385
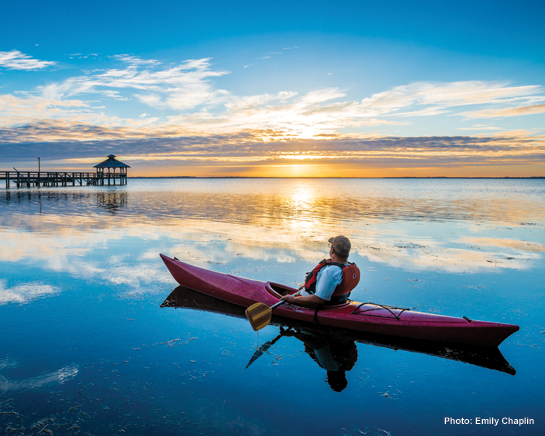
xmin=245 ymin=285 xmax=304 ymax=331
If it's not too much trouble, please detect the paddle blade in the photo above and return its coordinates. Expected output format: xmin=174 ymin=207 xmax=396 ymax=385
xmin=245 ymin=303 xmax=272 ymax=331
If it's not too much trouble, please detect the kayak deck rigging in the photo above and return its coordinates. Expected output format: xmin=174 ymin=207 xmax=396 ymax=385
xmin=350 ymin=302 xmax=410 ymax=319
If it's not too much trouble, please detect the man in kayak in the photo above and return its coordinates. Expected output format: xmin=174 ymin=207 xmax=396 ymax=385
xmin=281 ymin=235 xmax=360 ymax=307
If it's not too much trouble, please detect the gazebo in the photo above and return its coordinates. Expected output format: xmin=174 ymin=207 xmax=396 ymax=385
xmin=94 ymin=154 xmax=130 ymax=186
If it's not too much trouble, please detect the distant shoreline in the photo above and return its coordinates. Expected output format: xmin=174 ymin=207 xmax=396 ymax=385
xmin=128 ymin=176 xmax=545 ymax=179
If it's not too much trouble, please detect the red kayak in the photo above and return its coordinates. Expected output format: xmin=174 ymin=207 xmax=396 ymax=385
xmin=160 ymin=254 xmax=519 ymax=347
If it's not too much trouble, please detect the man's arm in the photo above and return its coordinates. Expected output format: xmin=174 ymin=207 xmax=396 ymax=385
xmin=281 ymin=265 xmax=342 ymax=307
xmin=281 ymin=293 xmax=326 ymax=306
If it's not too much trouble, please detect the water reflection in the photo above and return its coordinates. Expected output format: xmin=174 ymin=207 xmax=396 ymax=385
xmin=1 ymin=179 xmax=541 ymax=435
xmin=161 ymin=286 xmax=516 ymax=378
xmin=1 ymin=185 xmax=543 ymax=285
xmin=2 ymin=179 xmax=544 ymax=226
xmin=244 ymin=326 xmax=357 ymax=392
xmin=96 ymin=191 xmax=128 ymax=213
xmin=0 ymin=364 xmax=78 ymax=393
xmin=0 ymin=281 xmax=59 ymax=305
xmin=279 ymin=327 xmax=358 ymax=392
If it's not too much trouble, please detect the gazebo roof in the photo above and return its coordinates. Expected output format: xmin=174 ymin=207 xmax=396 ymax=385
xmin=94 ymin=154 xmax=131 ymax=169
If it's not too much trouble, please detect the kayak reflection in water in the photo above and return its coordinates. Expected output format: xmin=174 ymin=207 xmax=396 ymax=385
xmin=280 ymin=326 xmax=358 ymax=392
xmin=281 ymin=235 xmax=360 ymax=308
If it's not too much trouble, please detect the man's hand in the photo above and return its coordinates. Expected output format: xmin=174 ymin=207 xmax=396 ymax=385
xmin=281 ymin=294 xmax=297 ymax=304
xmin=281 ymin=293 xmax=327 ymax=307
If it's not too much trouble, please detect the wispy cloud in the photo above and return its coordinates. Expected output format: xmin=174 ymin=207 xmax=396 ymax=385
xmin=113 ymin=54 xmax=161 ymax=66
xmin=0 ymin=50 xmax=57 ymax=70
xmin=458 ymin=124 xmax=502 ymax=130
xmin=360 ymin=81 xmax=542 ymax=115
xmin=40 ymin=57 xmax=230 ymax=111
xmin=224 ymin=91 xmax=297 ymax=111
xmin=0 ymin=95 xmax=90 ymax=126
xmin=461 ymin=103 xmax=545 ymax=118
xmin=259 ymin=48 xmax=293 ymax=60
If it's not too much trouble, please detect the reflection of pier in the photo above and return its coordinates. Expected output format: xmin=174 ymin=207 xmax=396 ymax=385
xmin=97 ymin=191 xmax=128 ymax=212
xmin=1 ymin=154 xmax=130 ymax=189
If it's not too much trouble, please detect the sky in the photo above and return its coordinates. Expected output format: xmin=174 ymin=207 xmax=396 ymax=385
xmin=1 ymin=0 xmax=545 ymax=177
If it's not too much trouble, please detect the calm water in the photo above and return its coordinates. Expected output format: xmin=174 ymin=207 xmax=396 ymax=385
xmin=0 ymin=178 xmax=544 ymax=435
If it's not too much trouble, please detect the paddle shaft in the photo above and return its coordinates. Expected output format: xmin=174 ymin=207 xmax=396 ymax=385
xmin=270 ymin=285 xmax=305 ymax=309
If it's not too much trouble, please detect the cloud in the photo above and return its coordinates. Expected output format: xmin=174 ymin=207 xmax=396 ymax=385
xmin=113 ymin=54 xmax=161 ymax=66
xmin=162 ymin=81 xmax=543 ymax=137
xmin=1 ymin=120 xmax=544 ymax=172
xmin=2 ymin=52 xmax=543 ymax=139
xmin=360 ymin=81 xmax=542 ymax=115
xmin=458 ymin=124 xmax=502 ymax=130
xmin=0 ymin=94 xmax=87 ymax=113
xmin=0 ymin=50 xmax=57 ymax=70
xmin=1 ymin=54 xmax=544 ymax=168
xmin=349 ymin=118 xmax=411 ymax=127
xmin=0 ymin=94 xmax=161 ymax=129
xmin=224 ymin=91 xmax=297 ymax=111
xmin=99 ymin=90 xmax=131 ymax=101
xmin=40 ymin=57 xmax=230 ymax=111
xmin=461 ymin=103 xmax=545 ymax=118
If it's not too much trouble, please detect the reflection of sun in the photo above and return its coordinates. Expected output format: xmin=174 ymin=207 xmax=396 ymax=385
xmin=291 ymin=184 xmax=312 ymax=206
xmin=283 ymin=181 xmax=321 ymax=234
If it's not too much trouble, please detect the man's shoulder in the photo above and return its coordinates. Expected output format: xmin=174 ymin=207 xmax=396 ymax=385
xmin=325 ymin=262 xmax=346 ymax=271
xmin=319 ymin=264 xmax=344 ymax=278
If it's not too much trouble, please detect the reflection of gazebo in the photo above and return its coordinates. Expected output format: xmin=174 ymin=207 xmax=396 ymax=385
xmin=93 ymin=154 xmax=130 ymax=186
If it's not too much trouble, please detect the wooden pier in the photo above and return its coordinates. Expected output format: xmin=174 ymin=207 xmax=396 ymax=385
xmin=1 ymin=154 xmax=130 ymax=189
xmin=1 ymin=171 xmax=128 ymax=188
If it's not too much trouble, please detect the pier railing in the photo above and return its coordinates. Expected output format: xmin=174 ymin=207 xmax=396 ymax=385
xmin=0 ymin=171 xmax=128 ymax=188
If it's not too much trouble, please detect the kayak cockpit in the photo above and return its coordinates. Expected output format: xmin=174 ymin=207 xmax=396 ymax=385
xmin=265 ymin=282 xmax=351 ymax=309
xmin=266 ymin=282 xmax=296 ymax=297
